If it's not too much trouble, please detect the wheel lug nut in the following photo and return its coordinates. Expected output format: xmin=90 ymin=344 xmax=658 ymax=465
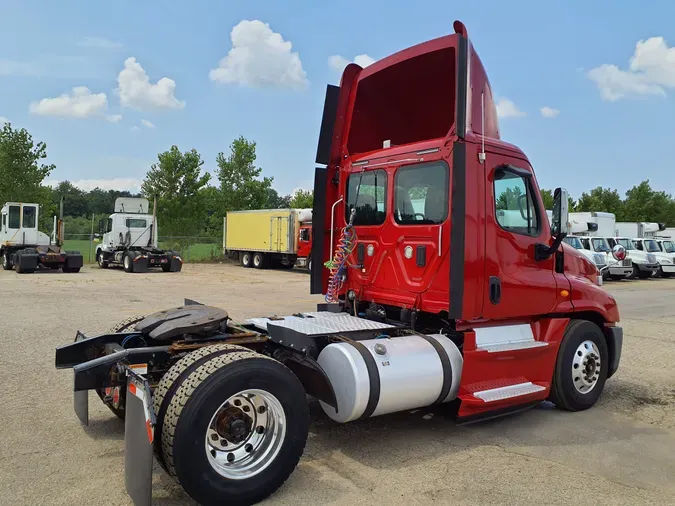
xmin=257 ymin=406 xmax=266 ymax=414
xmin=210 ymin=434 xmax=219 ymax=441
xmin=234 ymin=399 xmax=242 ymax=407
xmin=243 ymin=405 xmax=250 ymax=413
xmin=227 ymin=453 xmax=235 ymax=463
xmin=220 ymin=439 xmax=228 ymax=447
xmin=256 ymin=426 xmax=264 ymax=434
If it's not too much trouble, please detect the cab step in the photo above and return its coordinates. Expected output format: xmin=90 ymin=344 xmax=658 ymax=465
xmin=473 ymin=381 xmax=545 ymax=402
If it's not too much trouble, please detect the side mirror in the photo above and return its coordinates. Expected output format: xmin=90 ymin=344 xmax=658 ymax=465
xmin=612 ymin=244 xmax=626 ymax=261
xmin=98 ymin=219 xmax=105 ymax=235
xmin=551 ymin=187 xmax=569 ymax=237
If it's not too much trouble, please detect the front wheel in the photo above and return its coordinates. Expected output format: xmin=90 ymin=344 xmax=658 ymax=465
xmin=549 ymin=320 xmax=609 ymax=411
xmin=97 ymin=251 xmax=109 ymax=269
xmin=2 ymin=252 xmax=12 ymax=270
xmin=161 ymin=351 xmax=309 ymax=506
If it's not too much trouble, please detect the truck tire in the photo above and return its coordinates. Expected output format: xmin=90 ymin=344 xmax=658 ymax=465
xmin=153 ymin=343 xmax=251 ymax=471
xmin=548 ymin=319 xmax=609 ymax=412
xmin=240 ymin=252 xmax=253 ymax=268
xmin=638 ymin=271 xmax=653 ymax=279
xmin=253 ymin=252 xmax=267 ymax=269
xmin=307 ymin=258 xmax=312 ymax=273
xmin=76 ymin=314 xmax=148 ymax=420
xmin=628 ymin=263 xmax=639 ymax=279
xmin=123 ymin=252 xmax=135 ymax=273
xmin=2 ymin=251 xmax=12 ymax=270
xmin=161 ymin=351 xmax=309 ymax=506
xmin=97 ymin=251 xmax=109 ymax=269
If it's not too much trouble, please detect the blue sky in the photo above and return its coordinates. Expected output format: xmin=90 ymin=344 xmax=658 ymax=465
xmin=1 ymin=0 xmax=675 ymax=199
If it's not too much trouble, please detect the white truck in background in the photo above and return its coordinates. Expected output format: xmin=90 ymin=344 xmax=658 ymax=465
xmin=615 ymin=221 xmax=666 ymax=238
xmin=564 ymin=212 xmax=659 ymax=280
xmin=95 ymin=197 xmax=183 ymax=273
xmin=632 ymin=237 xmax=675 ymax=278
xmin=550 ymin=211 xmax=632 ymax=280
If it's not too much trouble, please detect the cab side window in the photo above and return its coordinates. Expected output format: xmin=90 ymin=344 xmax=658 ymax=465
xmin=299 ymin=229 xmax=310 ymax=241
xmin=634 ymin=241 xmax=643 ymax=251
xmin=494 ymin=167 xmax=540 ymax=236
xmin=107 ymin=218 xmax=113 ymax=233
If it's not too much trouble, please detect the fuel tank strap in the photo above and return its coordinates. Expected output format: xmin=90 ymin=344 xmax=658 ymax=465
xmin=347 ymin=341 xmax=381 ymax=420
xmin=418 ymin=335 xmax=453 ymax=404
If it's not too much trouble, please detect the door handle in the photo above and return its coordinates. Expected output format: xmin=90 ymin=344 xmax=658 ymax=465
xmin=489 ymin=276 xmax=501 ymax=305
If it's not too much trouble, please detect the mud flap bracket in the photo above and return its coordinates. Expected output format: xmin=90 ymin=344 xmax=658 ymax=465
xmin=124 ymin=372 xmax=155 ymax=506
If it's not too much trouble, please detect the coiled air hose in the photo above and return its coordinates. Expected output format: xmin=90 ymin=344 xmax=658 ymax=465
xmin=324 ymin=208 xmax=357 ymax=303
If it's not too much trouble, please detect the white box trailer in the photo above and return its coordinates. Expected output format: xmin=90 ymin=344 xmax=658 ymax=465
xmin=615 ymin=222 xmax=666 ymax=238
xmin=568 ymin=212 xmax=616 ymax=237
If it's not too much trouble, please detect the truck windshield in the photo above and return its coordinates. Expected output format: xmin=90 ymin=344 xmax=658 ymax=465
xmin=644 ymin=239 xmax=660 ymax=252
xmin=617 ymin=239 xmax=635 ymax=250
xmin=346 ymin=169 xmax=387 ymax=225
xmin=563 ymin=237 xmax=583 ymax=249
xmin=662 ymin=241 xmax=675 ymax=253
xmin=591 ymin=238 xmax=610 ymax=252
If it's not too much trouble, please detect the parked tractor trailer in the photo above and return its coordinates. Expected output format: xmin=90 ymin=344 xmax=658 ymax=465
xmin=1 ymin=201 xmax=83 ymax=273
xmin=55 ymin=22 xmax=624 ymax=506
xmin=223 ymin=208 xmax=313 ymax=271
xmin=95 ymin=197 xmax=183 ymax=273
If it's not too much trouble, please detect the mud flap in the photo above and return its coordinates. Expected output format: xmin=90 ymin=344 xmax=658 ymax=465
xmin=74 ymin=389 xmax=89 ymax=426
xmin=169 ymin=255 xmax=183 ymax=272
xmin=133 ymin=256 xmax=149 ymax=273
xmin=124 ymin=374 xmax=155 ymax=506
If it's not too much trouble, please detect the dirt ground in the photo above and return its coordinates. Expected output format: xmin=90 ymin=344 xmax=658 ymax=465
xmin=1 ymin=263 xmax=674 ymax=506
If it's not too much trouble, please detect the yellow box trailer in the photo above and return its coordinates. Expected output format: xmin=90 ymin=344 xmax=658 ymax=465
xmin=223 ymin=209 xmax=313 ymax=269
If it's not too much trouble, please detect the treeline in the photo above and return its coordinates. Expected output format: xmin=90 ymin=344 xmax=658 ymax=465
xmin=2 ymin=121 xmax=674 ymax=239
xmin=540 ymin=183 xmax=675 ymax=225
xmin=0 ymin=121 xmax=312 ymax=237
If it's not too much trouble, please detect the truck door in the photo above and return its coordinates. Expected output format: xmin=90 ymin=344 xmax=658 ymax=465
xmin=20 ymin=205 xmax=38 ymax=245
xmin=482 ymin=160 xmax=559 ymax=319
xmin=6 ymin=205 xmax=21 ymax=243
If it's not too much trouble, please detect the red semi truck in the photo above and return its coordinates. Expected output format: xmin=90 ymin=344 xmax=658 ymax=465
xmin=56 ymin=21 xmax=623 ymax=506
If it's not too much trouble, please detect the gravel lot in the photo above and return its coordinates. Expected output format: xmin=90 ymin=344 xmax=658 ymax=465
xmin=1 ymin=264 xmax=674 ymax=506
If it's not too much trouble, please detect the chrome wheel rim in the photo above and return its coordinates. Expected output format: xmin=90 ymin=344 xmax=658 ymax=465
xmin=242 ymin=254 xmax=250 ymax=266
xmin=572 ymin=340 xmax=601 ymax=394
xmin=124 ymin=255 xmax=130 ymax=269
xmin=205 ymin=389 xmax=286 ymax=480
xmin=254 ymin=255 xmax=261 ymax=267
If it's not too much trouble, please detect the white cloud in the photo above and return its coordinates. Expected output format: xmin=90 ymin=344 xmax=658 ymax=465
xmin=140 ymin=119 xmax=155 ymax=128
xmin=78 ymin=36 xmax=122 ymax=49
xmin=328 ymin=54 xmax=376 ymax=73
xmin=106 ymin=114 xmax=123 ymax=123
xmin=209 ymin=20 xmax=308 ymax=90
xmin=130 ymin=125 xmax=141 ymax=132
xmin=0 ymin=116 xmax=8 ymax=124
xmin=29 ymin=86 xmax=108 ymax=118
xmin=116 ymin=57 xmax=185 ymax=111
xmin=588 ymin=36 xmax=675 ymax=101
xmin=495 ymin=98 xmax=526 ymax=118
xmin=540 ymin=106 xmax=560 ymax=118
xmin=45 ymin=178 xmax=143 ymax=192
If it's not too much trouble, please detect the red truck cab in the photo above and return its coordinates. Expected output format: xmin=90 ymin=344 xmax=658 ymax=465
xmin=311 ymin=21 xmax=622 ymax=420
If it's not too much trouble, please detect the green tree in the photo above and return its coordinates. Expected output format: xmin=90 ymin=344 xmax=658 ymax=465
xmin=0 ymin=122 xmax=55 ymax=228
xmin=52 ymin=181 xmax=88 ymax=217
xmin=141 ymin=145 xmax=211 ymax=236
xmin=265 ymin=188 xmax=291 ymax=209
xmin=623 ymin=180 xmax=675 ymax=225
xmin=576 ymin=186 xmax=624 ymax=219
xmin=217 ymin=136 xmax=273 ymax=211
xmin=540 ymin=189 xmax=554 ymax=210
xmin=289 ymin=189 xmax=313 ymax=208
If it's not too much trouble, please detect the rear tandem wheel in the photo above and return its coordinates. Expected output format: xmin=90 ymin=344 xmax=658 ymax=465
xmin=159 ymin=349 xmax=309 ymax=506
